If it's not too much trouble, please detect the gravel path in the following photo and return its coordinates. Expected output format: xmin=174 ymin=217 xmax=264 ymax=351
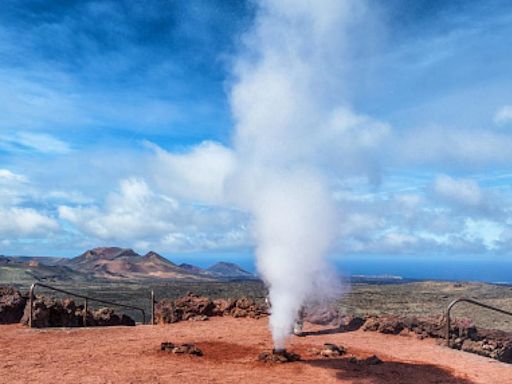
xmin=1 ymin=317 xmax=510 ymax=383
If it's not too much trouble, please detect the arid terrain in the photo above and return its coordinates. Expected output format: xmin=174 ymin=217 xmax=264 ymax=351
xmin=8 ymin=279 xmax=512 ymax=332
xmin=1 ymin=316 xmax=510 ymax=384
xmin=2 ymin=248 xmax=512 ymax=382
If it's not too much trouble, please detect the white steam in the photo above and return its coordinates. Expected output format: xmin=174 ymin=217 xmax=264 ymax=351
xmin=152 ymin=0 xmax=383 ymax=349
xmin=226 ymin=0 xmax=372 ymax=348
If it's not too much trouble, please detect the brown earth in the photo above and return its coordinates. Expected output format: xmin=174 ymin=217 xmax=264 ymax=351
xmin=1 ymin=316 xmax=510 ymax=384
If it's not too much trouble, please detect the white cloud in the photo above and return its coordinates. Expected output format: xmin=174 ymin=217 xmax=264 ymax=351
xmin=396 ymin=126 xmax=512 ymax=168
xmin=0 ymin=131 xmax=71 ymax=154
xmin=494 ymin=105 xmax=512 ymax=125
xmin=0 ymin=207 xmax=58 ymax=236
xmin=0 ymin=169 xmax=27 ymax=183
xmin=151 ymin=141 xmax=236 ymax=205
xmin=59 ymin=178 xmax=250 ymax=252
xmin=433 ymin=174 xmax=483 ymax=207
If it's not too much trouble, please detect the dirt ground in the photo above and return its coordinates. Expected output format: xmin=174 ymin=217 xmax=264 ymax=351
xmin=1 ymin=317 xmax=510 ymax=384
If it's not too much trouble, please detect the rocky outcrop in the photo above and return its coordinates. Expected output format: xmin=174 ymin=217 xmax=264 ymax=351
xmin=229 ymin=297 xmax=268 ymax=319
xmin=92 ymin=307 xmax=136 ymax=327
xmin=0 ymin=286 xmax=27 ymax=324
xmin=20 ymin=296 xmax=135 ymax=328
xmin=304 ymin=306 xmax=340 ymax=326
xmin=155 ymin=293 xmax=268 ymax=324
xmin=362 ymin=314 xmax=512 ymax=364
xmin=339 ymin=315 xmax=366 ymax=332
xmin=175 ymin=293 xmax=216 ymax=320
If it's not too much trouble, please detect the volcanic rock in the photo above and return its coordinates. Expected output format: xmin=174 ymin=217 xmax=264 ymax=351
xmin=154 ymin=299 xmax=179 ymax=324
xmin=362 ymin=314 xmax=512 ymax=364
xmin=212 ymin=299 xmax=235 ymax=316
xmin=339 ymin=315 xmax=365 ymax=332
xmin=161 ymin=342 xmax=203 ymax=356
xmin=21 ymin=297 xmax=81 ymax=327
xmin=230 ymin=297 xmax=268 ymax=319
xmin=320 ymin=343 xmax=346 ymax=358
xmin=21 ymin=296 xmax=135 ymax=327
xmin=348 ymin=355 xmax=383 ymax=365
xmin=304 ymin=305 xmax=340 ymax=326
xmin=0 ymin=286 xmax=27 ymax=324
xmin=258 ymin=350 xmax=301 ymax=363
xmin=175 ymin=293 xmax=215 ymax=320
xmin=155 ymin=294 xmax=269 ymax=324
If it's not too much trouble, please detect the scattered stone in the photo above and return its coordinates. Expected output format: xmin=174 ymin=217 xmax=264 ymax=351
xmin=0 ymin=287 xmax=27 ymax=324
xmin=258 ymin=349 xmax=301 ymax=363
xmin=161 ymin=342 xmax=203 ymax=356
xmin=361 ymin=355 xmax=383 ymax=365
xmin=320 ymin=343 xmax=346 ymax=358
xmin=160 ymin=342 xmax=175 ymax=350
xmin=348 ymin=354 xmax=383 ymax=365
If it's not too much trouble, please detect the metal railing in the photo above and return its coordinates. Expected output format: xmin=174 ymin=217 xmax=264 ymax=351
xmin=151 ymin=290 xmax=155 ymax=325
xmin=28 ymin=282 xmax=147 ymax=327
xmin=445 ymin=296 xmax=512 ymax=346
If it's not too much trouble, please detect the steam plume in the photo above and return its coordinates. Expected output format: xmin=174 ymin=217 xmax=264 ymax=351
xmin=227 ymin=0 xmax=370 ymax=348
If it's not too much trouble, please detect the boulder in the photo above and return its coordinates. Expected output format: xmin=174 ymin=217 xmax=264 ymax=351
xmin=154 ymin=299 xmax=180 ymax=324
xmin=0 ymin=286 xmax=27 ymax=324
xmin=21 ymin=296 xmax=134 ymax=327
xmin=339 ymin=316 xmax=365 ymax=332
xmin=229 ymin=298 xmax=268 ymax=319
xmin=175 ymin=293 xmax=215 ymax=320
xmin=21 ymin=297 xmax=81 ymax=327
xmin=304 ymin=306 xmax=340 ymax=326
xmin=155 ymin=294 xmax=269 ymax=324
xmin=212 ymin=299 xmax=235 ymax=316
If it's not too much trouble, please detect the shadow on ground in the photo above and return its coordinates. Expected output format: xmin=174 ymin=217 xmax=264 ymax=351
xmin=304 ymin=357 xmax=475 ymax=384
xmin=302 ymin=327 xmax=349 ymax=336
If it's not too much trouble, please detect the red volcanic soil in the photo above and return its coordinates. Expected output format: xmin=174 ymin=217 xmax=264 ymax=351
xmin=1 ymin=317 xmax=510 ymax=384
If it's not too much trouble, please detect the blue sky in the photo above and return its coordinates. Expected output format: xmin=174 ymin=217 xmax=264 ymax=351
xmin=1 ymin=0 xmax=512 ymax=263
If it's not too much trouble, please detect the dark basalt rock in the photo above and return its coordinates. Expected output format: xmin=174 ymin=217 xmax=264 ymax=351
xmin=0 ymin=286 xmax=27 ymax=324
xmin=161 ymin=342 xmax=203 ymax=356
xmin=258 ymin=349 xmax=301 ymax=363
xmin=362 ymin=314 xmax=512 ymax=364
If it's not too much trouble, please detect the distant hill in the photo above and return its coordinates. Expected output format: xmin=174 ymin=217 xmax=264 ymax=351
xmin=0 ymin=247 xmax=255 ymax=283
xmin=178 ymin=263 xmax=212 ymax=276
xmin=207 ymin=262 xmax=254 ymax=278
xmin=65 ymin=247 xmax=209 ymax=280
xmin=0 ymin=255 xmax=92 ymax=285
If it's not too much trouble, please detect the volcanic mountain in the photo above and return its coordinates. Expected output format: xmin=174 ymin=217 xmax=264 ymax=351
xmin=206 ymin=262 xmax=254 ymax=278
xmin=65 ymin=247 xmax=212 ymax=280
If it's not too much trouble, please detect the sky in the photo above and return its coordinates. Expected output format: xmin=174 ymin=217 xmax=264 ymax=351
xmin=1 ymin=0 xmax=512 ymax=265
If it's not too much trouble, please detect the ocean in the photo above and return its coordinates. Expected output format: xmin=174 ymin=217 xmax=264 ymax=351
xmin=175 ymin=252 xmax=512 ymax=284
xmin=335 ymin=256 xmax=512 ymax=284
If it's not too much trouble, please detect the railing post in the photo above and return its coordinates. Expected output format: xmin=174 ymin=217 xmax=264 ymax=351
xmin=446 ymin=309 xmax=451 ymax=347
xmin=150 ymin=290 xmax=155 ymax=325
xmin=445 ymin=297 xmax=512 ymax=348
xmin=84 ymin=298 xmax=88 ymax=327
xmin=28 ymin=283 xmax=36 ymax=329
